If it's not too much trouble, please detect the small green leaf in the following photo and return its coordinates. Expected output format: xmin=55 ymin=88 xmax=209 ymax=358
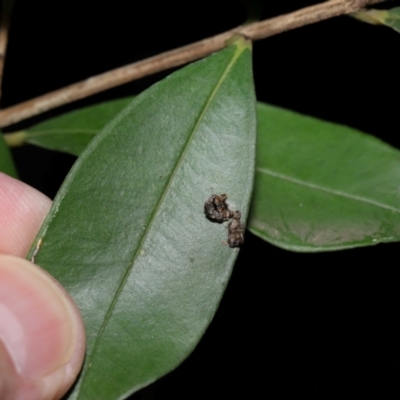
xmin=351 ymin=7 xmax=400 ymax=33
xmin=5 ymin=98 xmax=133 ymax=156
xmin=28 ymin=38 xmax=256 ymax=399
xmin=249 ymin=102 xmax=400 ymax=252
xmin=0 ymin=133 xmax=18 ymax=177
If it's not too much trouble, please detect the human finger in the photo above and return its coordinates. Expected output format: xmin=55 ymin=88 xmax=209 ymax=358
xmin=0 ymin=255 xmax=86 ymax=400
xmin=0 ymin=172 xmax=52 ymax=257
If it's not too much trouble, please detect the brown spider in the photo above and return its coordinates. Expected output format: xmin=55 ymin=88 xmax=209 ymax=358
xmin=204 ymin=194 xmax=233 ymax=222
xmin=204 ymin=194 xmax=245 ymax=247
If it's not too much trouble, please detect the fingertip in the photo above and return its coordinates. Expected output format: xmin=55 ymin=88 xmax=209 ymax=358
xmin=0 ymin=255 xmax=86 ymax=400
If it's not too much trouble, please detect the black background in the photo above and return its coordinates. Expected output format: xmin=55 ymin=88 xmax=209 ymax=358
xmin=3 ymin=0 xmax=400 ymax=398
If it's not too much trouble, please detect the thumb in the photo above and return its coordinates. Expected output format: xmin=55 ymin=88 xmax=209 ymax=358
xmin=0 ymin=255 xmax=85 ymax=400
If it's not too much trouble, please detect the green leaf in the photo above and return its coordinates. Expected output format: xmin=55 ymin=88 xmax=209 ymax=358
xmin=0 ymin=133 xmax=18 ymax=177
xmin=4 ymin=98 xmax=133 ymax=156
xmin=28 ymin=38 xmax=256 ymax=399
xmin=351 ymin=7 xmax=400 ymax=33
xmin=249 ymin=102 xmax=400 ymax=252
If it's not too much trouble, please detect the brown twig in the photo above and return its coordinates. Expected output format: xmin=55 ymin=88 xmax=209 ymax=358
xmin=0 ymin=16 xmax=9 ymax=100
xmin=0 ymin=0 xmax=14 ymax=101
xmin=0 ymin=0 xmax=386 ymax=128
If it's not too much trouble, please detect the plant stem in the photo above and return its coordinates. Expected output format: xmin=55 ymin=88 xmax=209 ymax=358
xmin=0 ymin=0 xmax=386 ymax=128
xmin=0 ymin=0 xmax=14 ymax=101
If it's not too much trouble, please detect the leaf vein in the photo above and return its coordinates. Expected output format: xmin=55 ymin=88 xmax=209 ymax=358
xmin=256 ymin=167 xmax=400 ymax=214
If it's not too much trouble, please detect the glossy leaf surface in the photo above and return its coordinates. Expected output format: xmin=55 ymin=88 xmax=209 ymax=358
xmin=0 ymin=133 xmax=17 ymax=177
xmin=249 ymin=102 xmax=400 ymax=252
xmin=6 ymin=98 xmax=133 ymax=156
xmin=28 ymin=39 xmax=256 ymax=399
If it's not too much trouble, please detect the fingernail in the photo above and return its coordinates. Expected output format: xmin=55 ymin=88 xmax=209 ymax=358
xmin=0 ymin=255 xmax=85 ymax=399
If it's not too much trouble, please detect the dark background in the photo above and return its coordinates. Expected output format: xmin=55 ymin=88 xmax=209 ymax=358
xmin=2 ymin=0 xmax=400 ymax=398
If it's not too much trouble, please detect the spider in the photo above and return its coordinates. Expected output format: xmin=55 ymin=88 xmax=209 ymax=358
xmin=204 ymin=194 xmax=233 ymax=222
xmin=204 ymin=194 xmax=245 ymax=247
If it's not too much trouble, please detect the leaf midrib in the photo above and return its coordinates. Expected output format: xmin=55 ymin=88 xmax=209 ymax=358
xmin=257 ymin=167 xmax=400 ymax=214
xmin=82 ymin=45 xmax=245 ymax=391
